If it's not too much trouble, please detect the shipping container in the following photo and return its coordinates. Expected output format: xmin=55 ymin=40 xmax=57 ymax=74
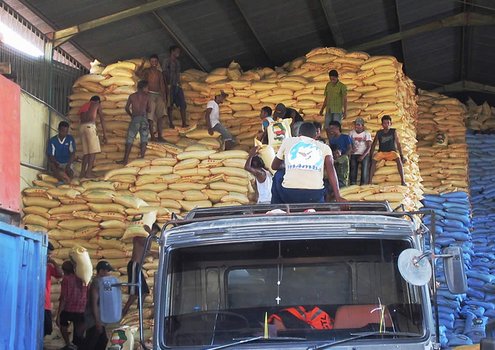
xmin=0 ymin=222 xmax=47 ymax=350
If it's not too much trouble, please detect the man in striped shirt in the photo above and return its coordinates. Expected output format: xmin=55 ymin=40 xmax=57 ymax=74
xmin=46 ymin=121 xmax=76 ymax=183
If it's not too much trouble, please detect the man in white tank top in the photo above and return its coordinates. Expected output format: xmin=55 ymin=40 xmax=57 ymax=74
xmin=244 ymin=146 xmax=273 ymax=204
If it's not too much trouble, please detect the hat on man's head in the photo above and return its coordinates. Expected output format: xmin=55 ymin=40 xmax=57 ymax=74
xmin=96 ymin=260 xmax=114 ymax=272
xmin=273 ymin=103 xmax=287 ymax=119
xmin=355 ymin=117 xmax=365 ymax=125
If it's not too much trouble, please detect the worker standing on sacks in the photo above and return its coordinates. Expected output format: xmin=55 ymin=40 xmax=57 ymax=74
xmin=138 ymin=54 xmax=168 ymax=142
xmin=117 ymin=80 xmax=151 ymax=165
xmin=164 ymin=45 xmax=188 ymax=128
xmin=319 ymin=70 xmax=348 ymax=137
xmin=79 ymin=96 xmax=108 ymax=178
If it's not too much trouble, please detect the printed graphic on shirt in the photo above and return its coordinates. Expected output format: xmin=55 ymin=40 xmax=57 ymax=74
xmin=380 ymin=134 xmax=394 ymax=145
xmin=287 ymin=141 xmax=323 ymax=171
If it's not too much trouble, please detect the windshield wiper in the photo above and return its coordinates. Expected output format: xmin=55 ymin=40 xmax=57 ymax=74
xmin=205 ymin=335 xmax=307 ymax=350
xmin=306 ymin=331 xmax=422 ymax=350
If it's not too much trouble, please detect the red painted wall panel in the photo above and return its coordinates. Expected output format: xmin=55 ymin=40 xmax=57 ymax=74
xmin=0 ymin=75 xmax=21 ymax=213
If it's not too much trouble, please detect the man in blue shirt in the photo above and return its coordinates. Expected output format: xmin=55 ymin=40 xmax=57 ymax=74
xmin=328 ymin=121 xmax=352 ymax=188
xmin=46 ymin=121 xmax=76 ymax=183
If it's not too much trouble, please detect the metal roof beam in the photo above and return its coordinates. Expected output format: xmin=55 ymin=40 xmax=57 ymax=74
xmin=233 ymin=0 xmax=273 ymax=64
xmin=393 ymin=0 xmax=407 ymax=72
xmin=320 ymin=0 xmax=345 ymax=46
xmin=151 ymin=11 xmax=211 ymax=71
xmin=348 ymin=11 xmax=495 ymax=51
xmin=433 ymin=80 xmax=495 ymax=95
xmin=48 ymin=0 xmax=185 ymax=46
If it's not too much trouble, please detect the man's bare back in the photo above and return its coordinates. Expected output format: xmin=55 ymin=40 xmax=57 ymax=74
xmin=131 ymin=236 xmax=146 ymax=262
xmin=80 ymin=102 xmax=101 ymax=124
xmin=127 ymin=92 xmax=150 ymax=117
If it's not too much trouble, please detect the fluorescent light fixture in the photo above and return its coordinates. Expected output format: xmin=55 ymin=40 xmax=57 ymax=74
xmin=0 ymin=21 xmax=43 ymax=57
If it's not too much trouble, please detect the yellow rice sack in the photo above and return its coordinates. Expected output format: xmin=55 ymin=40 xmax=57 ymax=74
xmin=58 ymin=219 xmax=100 ymax=231
xmin=23 ymin=197 xmax=60 ymax=209
xmin=177 ymin=150 xmax=216 ymax=160
xmin=179 ymin=200 xmax=213 ymax=211
xmin=69 ymin=245 xmax=93 ymax=285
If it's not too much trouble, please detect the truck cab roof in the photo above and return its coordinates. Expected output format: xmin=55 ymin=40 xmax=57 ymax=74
xmin=162 ymin=202 xmax=420 ymax=248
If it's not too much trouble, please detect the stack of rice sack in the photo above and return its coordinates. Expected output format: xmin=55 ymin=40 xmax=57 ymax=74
xmin=466 ymin=99 xmax=495 ymax=131
xmin=421 ymin=192 xmax=474 ymax=348
xmin=68 ymin=59 xmax=147 ymax=173
xmin=464 ymin=132 xmax=495 ymax=344
xmin=180 ymin=47 xmax=422 ymax=210
xmin=21 ymin=147 xmax=254 ymax=344
xmin=416 ymin=90 xmax=469 ymax=194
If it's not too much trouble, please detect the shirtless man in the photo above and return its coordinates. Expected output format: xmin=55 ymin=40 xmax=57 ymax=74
xmin=122 ymin=223 xmax=160 ymax=316
xmin=139 ymin=54 xmax=167 ymax=142
xmin=164 ymin=45 xmax=188 ymax=128
xmin=117 ymin=80 xmax=151 ymax=165
xmin=79 ymin=96 xmax=107 ymax=178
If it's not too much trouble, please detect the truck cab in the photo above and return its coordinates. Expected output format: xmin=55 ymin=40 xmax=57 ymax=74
xmin=146 ymin=202 xmax=465 ymax=349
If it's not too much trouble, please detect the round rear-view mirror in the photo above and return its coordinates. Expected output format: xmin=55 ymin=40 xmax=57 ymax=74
xmin=398 ymin=248 xmax=432 ymax=286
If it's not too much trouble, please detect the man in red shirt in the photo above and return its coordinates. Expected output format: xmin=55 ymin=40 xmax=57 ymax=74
xmin=56 ymin=261 xmax=88 ymax=349
xmin=44 ymin=242 xmax=63 ymax=338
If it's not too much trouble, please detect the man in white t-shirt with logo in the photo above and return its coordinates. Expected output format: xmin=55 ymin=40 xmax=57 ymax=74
xmin=205 ymin=91 xmax=235 ymax=150
xmin=271 ymin=122 xmax=345 ymax=204
xmin=349 ymin=117 xmax=372 ymax=185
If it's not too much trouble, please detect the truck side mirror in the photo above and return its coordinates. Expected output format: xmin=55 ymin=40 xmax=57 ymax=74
xmin=98 ymin=275 xmax=123 ymax=324
xmin=442 ymin=246 xmax=467 ymax=294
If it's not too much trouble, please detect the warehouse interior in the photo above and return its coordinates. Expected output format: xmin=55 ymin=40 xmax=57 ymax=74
xmin=1 ymin=0 xmax=495 ymax=349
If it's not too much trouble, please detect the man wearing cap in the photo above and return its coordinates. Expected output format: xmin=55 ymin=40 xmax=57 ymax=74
xmin=82 ymin=260 xmax=114 ymax=350
xmin=319 ymin=70 xmax=347 ymax=135
xmin=44 ymin=242 xmax=63 ymax=340
xmin=349 ymin=117 xmax=372 ymax=185
xmin=205 ymin=91 xmax=235 ymax=150
xmin=273 ymin=103 xmax=304 ymax=136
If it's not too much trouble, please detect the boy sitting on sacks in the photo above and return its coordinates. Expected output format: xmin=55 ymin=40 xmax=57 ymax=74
xmin=368 ymin=115 xmax=407 ymax=186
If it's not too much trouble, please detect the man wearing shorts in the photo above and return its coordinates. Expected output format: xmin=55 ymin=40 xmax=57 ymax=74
xmin=319 ymin=70 xmax=347 ymax=136
xmin=46 ymin=121 xmax=75 ymax=183
xmin=56 ymin=261 xmax=87 ymax=350
xmin=205 ymin=91 xmax=235 ymax=150
xmin=117 ymin=80 xmax=151 ymax=165
xmin=140 ymin=54 xmax=167 ymax=142
xmin=369 ymin=115 xmax=406 ymax=186
xmin=79 ymin=96 xmax=107 ymax=178
xmin=122 ymin=223 xmax=160 ymax=316
xmin=164 ymin=45 xmax=188 ymax=128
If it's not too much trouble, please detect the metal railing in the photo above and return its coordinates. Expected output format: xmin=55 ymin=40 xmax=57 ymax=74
xmin=1 ymin=2 xmax=88 ymax=114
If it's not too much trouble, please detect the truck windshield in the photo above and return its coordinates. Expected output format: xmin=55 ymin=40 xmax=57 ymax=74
xmin=163 ymin=238 xmax=425 ymax=347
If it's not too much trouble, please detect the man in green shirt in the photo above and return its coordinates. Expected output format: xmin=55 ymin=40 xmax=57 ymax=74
xmin=319 ymin=70 xmax=347 ymax=136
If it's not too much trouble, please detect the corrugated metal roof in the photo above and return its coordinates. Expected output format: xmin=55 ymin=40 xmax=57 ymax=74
xmin=14 ymin=0 xmax=495 ymax=103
